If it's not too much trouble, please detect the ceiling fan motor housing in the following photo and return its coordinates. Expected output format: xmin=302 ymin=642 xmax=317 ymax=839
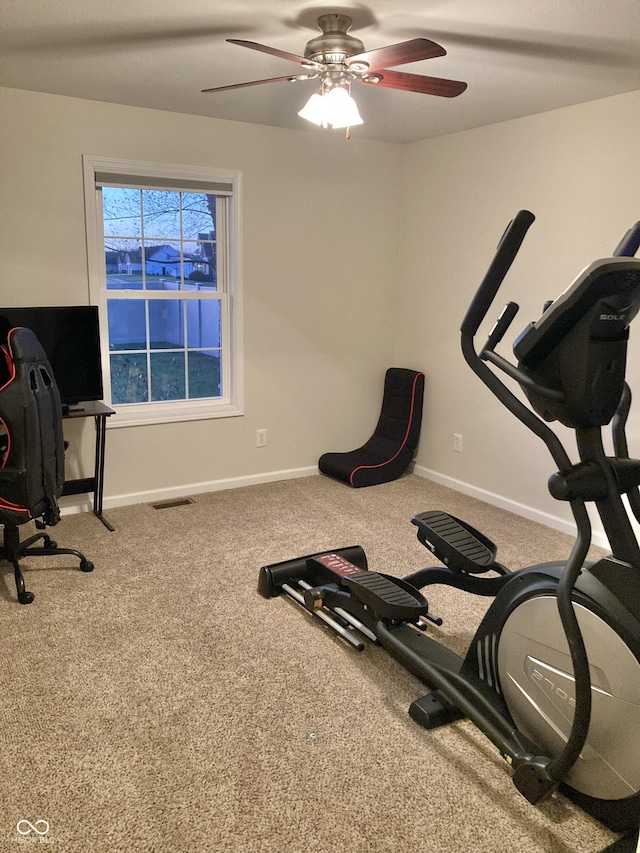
xmin=304 ymin=14 xmax=365 ymax=64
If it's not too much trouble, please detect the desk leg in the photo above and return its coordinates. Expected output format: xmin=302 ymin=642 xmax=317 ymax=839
xmin=93 ymin=415 xmax=114 ymax=532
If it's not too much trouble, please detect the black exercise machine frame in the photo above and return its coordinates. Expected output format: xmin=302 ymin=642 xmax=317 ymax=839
xmin=258 ymin=211 xmax=640 ymax=831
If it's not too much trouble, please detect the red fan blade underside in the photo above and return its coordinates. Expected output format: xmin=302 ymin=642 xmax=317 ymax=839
xmin=362 ymin=69 xmax=467 ymax=97
xmin=227 ymin=39 xmax=324 ymax=69
xmin=346 ymin=38 xmax=446 ymax=71
xmin=202 ymin=75 xmax=305 ymax=94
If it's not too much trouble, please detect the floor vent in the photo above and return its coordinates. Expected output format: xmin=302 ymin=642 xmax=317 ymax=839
xmin=151 ymin=498 xmax=195 ymax=510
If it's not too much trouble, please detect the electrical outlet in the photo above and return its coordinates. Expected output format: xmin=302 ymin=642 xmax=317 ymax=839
xmin=256 ymin=428 xmax=267 ymax=448
xmin=454 ymin=433 xmax=463 ymax=453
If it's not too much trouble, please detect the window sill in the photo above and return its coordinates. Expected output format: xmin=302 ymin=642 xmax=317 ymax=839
xmin=106 ymin=400 xmax=244 ymax=428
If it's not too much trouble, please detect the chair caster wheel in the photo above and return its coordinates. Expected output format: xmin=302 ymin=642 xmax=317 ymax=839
xmin=18 ymin=590 xmax=35 ymax=604
xmin=80 ymin=560 xmax=94 ymax=573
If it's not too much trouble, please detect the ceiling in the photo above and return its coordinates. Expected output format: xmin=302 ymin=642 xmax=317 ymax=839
xmin=2 ymin=0 xmax=640 ymax=144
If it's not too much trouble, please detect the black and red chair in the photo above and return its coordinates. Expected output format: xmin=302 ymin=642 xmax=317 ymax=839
xmin=0 ymin=327 xmax=93 ymax=604
xmin=319 ymin=367 xmax=425 ymax=488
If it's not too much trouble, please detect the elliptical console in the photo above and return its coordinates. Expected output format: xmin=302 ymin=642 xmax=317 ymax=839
xmin=258 ymin=212 xmax=640 ymax=833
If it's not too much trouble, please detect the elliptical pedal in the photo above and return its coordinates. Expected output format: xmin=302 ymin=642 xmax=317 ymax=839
xmin=412 ymin=510 xmax=498 ymax=574
xmin=345 ymin=571 xmax=428 ymax=621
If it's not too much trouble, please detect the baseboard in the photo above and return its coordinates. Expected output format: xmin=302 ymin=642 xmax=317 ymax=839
xmin=59 ymin=465 xmax=318 ymax=516
xmin=413 ymin=464 xmax=610 ymax=551
xmin=60 ymin=462 xmax=610 ymax=552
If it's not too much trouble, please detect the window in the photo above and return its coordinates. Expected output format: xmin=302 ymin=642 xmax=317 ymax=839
xmin=83 ymin=156 xmax=243 ymax=426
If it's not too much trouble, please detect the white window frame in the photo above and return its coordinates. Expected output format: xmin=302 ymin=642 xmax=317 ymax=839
xmin=83 ymin=155 xmax=243 ymax=427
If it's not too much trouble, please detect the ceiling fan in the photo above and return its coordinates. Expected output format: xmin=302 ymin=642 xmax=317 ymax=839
xmin=202 ymin=13 xmax=467 ymax=131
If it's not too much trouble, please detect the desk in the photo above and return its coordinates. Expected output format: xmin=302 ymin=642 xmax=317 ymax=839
xmin=61 ymin=401 xmax=115 ymax=531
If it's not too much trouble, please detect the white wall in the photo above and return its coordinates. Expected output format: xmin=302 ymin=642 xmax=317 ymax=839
xmin=0 ymin=87 xmax=402 ymax=506
xmin=396 ymin=88 xmax=640 ymax=543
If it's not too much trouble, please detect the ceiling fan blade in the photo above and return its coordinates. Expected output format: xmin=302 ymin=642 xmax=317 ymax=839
xmin=346 ymin=38 xmax=446 ymax=71
xmin=202 ymin=75 xmax=308 ymax=94
xmin=361 ymin=69 xmax=467 ymax=97
xmin=227 ymin=39 xmax=324 ymax=69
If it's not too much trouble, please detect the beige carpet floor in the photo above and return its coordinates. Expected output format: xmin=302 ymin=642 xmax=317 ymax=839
xmin=0 ymin=473 xmax=627 ymax=852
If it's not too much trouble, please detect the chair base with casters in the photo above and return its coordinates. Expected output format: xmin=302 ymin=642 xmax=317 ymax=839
xmin=319 ymin=367 xmax=425 ymax=488
xmin=1 ymin=519 xmax=94 ymax=605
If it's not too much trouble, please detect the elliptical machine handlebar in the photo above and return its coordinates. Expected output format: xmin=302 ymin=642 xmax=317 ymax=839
xmin=614 ymin=220 xmax=640 ymax=257
xmin=461 ymin=210 xmax=535 ymax=338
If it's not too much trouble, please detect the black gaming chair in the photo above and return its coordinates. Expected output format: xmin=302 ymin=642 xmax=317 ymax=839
xmin=319 ymin=367 xmax=425 ymax=487
xmin=0 ymin=327 xmax=93 ymax=604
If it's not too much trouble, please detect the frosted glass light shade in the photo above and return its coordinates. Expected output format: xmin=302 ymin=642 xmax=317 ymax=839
xmin=298 ymin=87 xmax=363 ymax=129
xmin=322 ymin=86 xmax=363 ymax=128
xmin=298 ymin=93 xmax=326 ymax=126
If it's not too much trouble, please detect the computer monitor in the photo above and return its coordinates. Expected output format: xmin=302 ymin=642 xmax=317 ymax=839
xmin=0 ymin=306 xmax=104 ymax=405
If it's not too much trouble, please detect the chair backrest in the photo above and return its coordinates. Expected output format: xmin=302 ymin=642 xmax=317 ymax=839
xmin=0 ymin=327 xmax=65 ymax=526
xmin=372 ymin=367 xmax=424 ymax=452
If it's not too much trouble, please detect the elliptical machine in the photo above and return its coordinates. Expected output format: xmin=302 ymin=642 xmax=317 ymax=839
xmin=258 ymin=211 xmax=640 ymax=833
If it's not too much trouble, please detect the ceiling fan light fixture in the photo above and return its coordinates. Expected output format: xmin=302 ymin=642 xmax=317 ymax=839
xmin=209 ymin=20 xmax=467 ymax=137
xmin=297 ymin=92 xmax=326 ymax=126
xmin=298 ymin=84 xmax=363 ymax=130
xmin=323 ymin=85 xmax=363 ymax=128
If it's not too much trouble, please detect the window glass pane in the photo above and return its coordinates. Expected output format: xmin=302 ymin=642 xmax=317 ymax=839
xmin=183 ymin=239 xmax=217 ymax=289
xmin=149 ymin=300 xmax=184 ymax=350
xmin=102 ymin=187 xmax=141 ymax=237
xmin=143 ymin=240 xmax=182 ymax=290
xmin=186 ymin=300 xmax=220 ymax=349
xmin=142 ymin=189 xmax=181 ymax=238
xmin=104 ymin=241 xmax=144 ymax=290
xmin=150 ymin=352 xmax=186 ymax=401
xmin=110 ymin=353 xmax=148 ymax=404
xmin=182 ymin=193 xmax=216 ymax=239
xmin=188 ymin=351 xmax=221 ymax=399
xmin=107 ymin=299 xmax=147 ymax=350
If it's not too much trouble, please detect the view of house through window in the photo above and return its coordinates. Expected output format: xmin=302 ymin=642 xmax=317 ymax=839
xmin=83 ymin=157 xmax=243 ymax=426
xmin=103 ymin=188 xmax=221 ymax=404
